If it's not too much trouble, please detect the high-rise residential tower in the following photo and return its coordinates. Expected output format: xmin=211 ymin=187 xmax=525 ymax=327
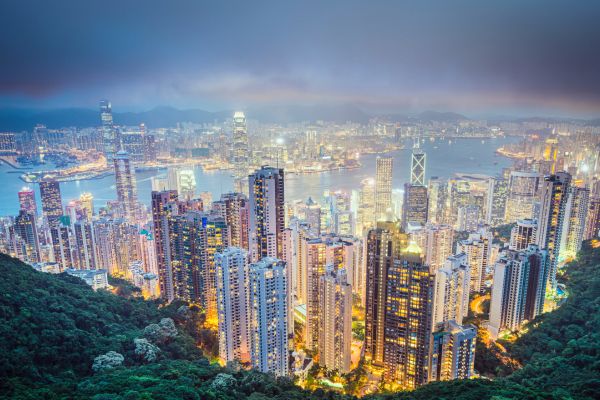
xmin=429 ymin=321 xmax=477 ymax=382
xmin=402 ymin=183 xmax=428 ymax=229
xmin=249 ymin=166 xmax=285 ymax=262
xmin=489 ymin=245 xmax=548 ymax=339
xmin=318 ymin=268 xmax=352 ymax=373
xmin=536 ymin=172 xmax=571 ymax=290
xmin=249 ymin=257 xmax=289 ymax=377
xmin=215 ymin=247 xmax=250 ymax=364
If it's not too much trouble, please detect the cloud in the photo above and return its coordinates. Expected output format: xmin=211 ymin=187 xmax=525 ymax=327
xmin=0 ymin=0 xmax=599 ymax=116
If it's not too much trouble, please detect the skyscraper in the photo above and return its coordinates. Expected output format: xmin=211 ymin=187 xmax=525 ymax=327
xmin=505 ymin=171 xmax=541 ymax=223
xmin=249 ymin=257 xmax=289 ymax=377
xmin=536 ymin=172 xmax=571 ymax=290
xmin=383 ymin=242 xmax=433 ymax=389
xmin=432 ymin=253 xmax=470 ymax=329
xmin=215 ymin=247 xmax=250 ymax=364
xmin=489 ymin=245 xmax=548 ymax=339
xmin=14 ymin=209 xmax=40 ymax=263
xmin=560 ymin=185 xmax=589 ymax=260
xmin=375 ymin=157 xmax=393 ymax=220
xmin=39 ymin=179 xmax=63 ymax=226
xmin=18 ymin=187 xmax=37 ymax=216
xmin=100 ymin=99 xmax=116 ymax=163
xmin=213 ymin=192 xmax=250 ymax=250
xmin=233 ymin=111 xmax=249 ymax=191
xmin=73 ymin=220 xmax=97 ymax=270
xmin=411 ymin=147 xmax=426 ymax=186
xmin=427 ymin=177 xmax=447 ymax=225
xmin=365 ymin=221 xmax=408 ymax=366
xmin=151 ymin=190 xmax=179 ymax=301
xmin=114 ymin=150 xmax=138 ymax=220
xmin=79 ymin=192 xmax=94 ymax=221
xmin=457 ymin=228 xmax=493 ymax=294
xmin=486 ymin=176 xmax=508 ymax=226
xmin=402 ymin=183 xmax=428 ymax=229
xmin=584 ymin=196 xmax=600 ymax=240
xmin=429 ymin=321 xmax=476 ymax=382
xmin=303 ymin=237 xmax=327 ymax=350
xmin=318 ymin=268 xmax=352 ymax=373
xmin=423 ymin=224 xmax=454 ymax=273
xmin=249 ymin=166 xmax=285 ymax=262
xmin=357 ymin=177 xmax=376 ymax=234
xmin=510 ymin=219 xmax=537 ymax=251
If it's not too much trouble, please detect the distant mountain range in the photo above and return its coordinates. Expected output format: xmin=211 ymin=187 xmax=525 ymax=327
xmin=0 ymin=104 xmax=597 ymax=131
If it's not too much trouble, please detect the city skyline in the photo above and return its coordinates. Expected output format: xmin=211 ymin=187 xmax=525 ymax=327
xmin=0 ymin=2 xmax=598 ymax=397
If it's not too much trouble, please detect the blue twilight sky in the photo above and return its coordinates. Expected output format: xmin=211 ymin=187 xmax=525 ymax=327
xmin=0 ymin=0 xmax=599 ymax=117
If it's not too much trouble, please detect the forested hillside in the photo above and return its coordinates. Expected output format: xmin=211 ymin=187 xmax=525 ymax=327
xmin=1 ymin=241 xmax=600 ymax=399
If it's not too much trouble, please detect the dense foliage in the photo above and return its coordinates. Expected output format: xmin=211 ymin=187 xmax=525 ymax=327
xmin=1 ymin=240 xmax=600 ymax=399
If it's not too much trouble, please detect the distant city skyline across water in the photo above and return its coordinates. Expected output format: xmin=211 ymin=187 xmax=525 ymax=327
xmin=0 ymin=137 xmax=518 ymax=216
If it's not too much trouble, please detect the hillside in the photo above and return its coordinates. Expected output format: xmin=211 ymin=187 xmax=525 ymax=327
xmin=1 ymin=241 xmax=600 ymax=399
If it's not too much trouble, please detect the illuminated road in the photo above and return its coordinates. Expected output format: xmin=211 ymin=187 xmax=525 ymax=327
xmin=470 ymin=293 xmax=490 ymax=315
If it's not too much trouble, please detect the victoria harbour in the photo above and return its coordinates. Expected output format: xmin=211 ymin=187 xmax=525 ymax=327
xmin=0 ymin=136 xmax=517 ymax=215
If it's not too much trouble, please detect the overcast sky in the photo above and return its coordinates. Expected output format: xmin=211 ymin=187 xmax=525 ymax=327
xmin=1 ymin=0 xmax=599 ymax=117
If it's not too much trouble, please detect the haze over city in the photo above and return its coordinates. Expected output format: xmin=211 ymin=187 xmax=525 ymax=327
xmin=1 ymin=1 xmax=600 ymax=118
xmin=1 ymin=2 xmax=600 ymax=400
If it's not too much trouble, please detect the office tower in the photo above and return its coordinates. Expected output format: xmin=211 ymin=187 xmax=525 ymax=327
xmin=428 ymin=177 xmax=447 ymax=225
xmin=213 ymin=193 xmax=250 ymax=250
xmin=365 ymin=221 xmax=408 ymax=366
xmin=249 ymin=258 xmax=289 ymax=377
xmin=560 ymin=185 xmax=589 ymax=260
xmin=301 ymin=197 xmax=322 ymax=236
xmin=411 ymin=147 xmax=426 ymax=186
xmin=448 ymin=179 xmax=471 ymax=226
xmin=457 ymin=205 xmax=480 ymax=232
xmin=215 ymin=247 xmax=250 ymax=364
xmin=14 ymin=210 xmax=40 ymax=263
xmin=248 ymin=166 xmax=285 ymax=262
xmin=100 ymin=99 xmax=116 ymax=162
xmin=505 ymin=171 xmax=541 ymax=223
xmin=18 ymin=187 xmax=37 ymax=216
xmin=510 ymin=219 xmax=537 ymax=251
xmin=233 ymin=112 xmax=249 ymax=187
xmin=423 ymin=224 xmax=454 ymax=273
xmin=151 ymin=190 xmax=179 ymax=301
xmin=486 ymin=176 xmax=508 ymax=226
xmin=121 ymin=127 xmax=145 ymax=162
xmin=318 ymin=268 xmax=352 ymax=373
xmin=167 ymin=167 xmax=197 ymax=200
xmin=73 ymin=220 xmax=97 ymax=270
xmin=114 ymin=150 xmax=138 ymax=220
xmin=429 ymin=321 xmax=477 ymax=382
xmin=332 ymin=207 xmax=354 ymax=236
xmin=375 ymin=157 xmax=393 ymax=220
xmin=489 ymin=245 xmax=548 ymax=339
xmin=79 ymin=192 xmax=94 ymax=221
xmin=402 ymin=183 xmax=428 ymax=229
xmin=357 ymin=178 xmax=376 ymax=234
xmin=39 ymin=179 xmax=63 ymax=226
xmin=383 ymin=242 xmax=433 ymax=389
xmin=584 ymin=196 xmax=600 ymax=240
xmin=536 ymin=172 xmax=571 ymax=290
xmin=432 ymin=254 xmax=470 ymax=328
xmin=457 ymin=228 xmax=493 ymax=294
